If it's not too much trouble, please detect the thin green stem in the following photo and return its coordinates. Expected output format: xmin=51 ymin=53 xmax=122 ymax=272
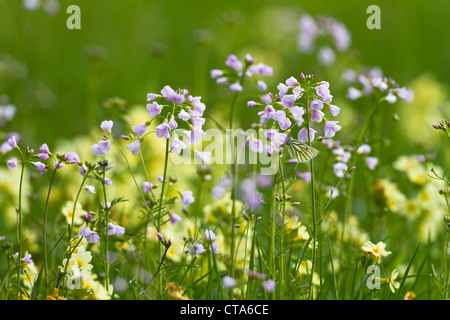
xmin=16 ymin=156 xmax=25 ymax=300
xmin=43 ymin=163 xmax=60 ymax=297
xmin=101 ymin=170 xmax=110 ymax=294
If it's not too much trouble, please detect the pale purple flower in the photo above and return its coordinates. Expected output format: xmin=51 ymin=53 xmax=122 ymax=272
xmin=143 ymin=181 xmax=154 ymax=193
xmin=188 ymin=242 xmax=206 ymax=257
xmin=39 ymin=143 xmax=50 ymax=154
xmin=281 ymin=94 xmax=297 ymax=108
xmin=53 ymin=161 xmax=64 ymax=170
xmin=248 ymin=138 xmax=263 ymax=153
xmin=104 ymin=177 xmax=112 ymax=186
xmin=205 ymin=229 xmax=217 ymax=241
xmin=23 ymin=254 xmax=33 ymax=264
xmin=100 ymin=120 xmax=114 ymax=132
xmin=301 ymin=171 xmax=311 ymax=183
xmin=161 ymin=85 xmax=186 ymax=104
xmin=185 ymin=128 xmax=205 ymax=145
xmin=210 ymin=241 xmax=219 ymax=254
xmin=277 ymin=83 xmax=289 ymax=97
xmin=79 ymin=165 xmax=88 ymax=176
xmin=34 ymin=161 xmax=47 ymax=175
xmin=84 ymin=185 xmax=96 ymax=194
xmin=230 ymin=82 xmax=243 ymax=92
xmin=181 ymin=190 xmax=195 ymax=208
xmin=249 ymin=63 xmax=273 ymax=76
xmin=286 ymin=76 xmax=298 ymax=87
xmin=264 ymin=129 xmax=288 ymax=147
xmin=257 ymin=80 xmax=267 ymax=91
xmin=169 ymin=137 xmax=186 ymax=155
xmin=324 ymin=121 xmax=341 ymax=138
xmin=132 ymin=123 xmax=147 ymax=137
xmin=332 ymin=21 xmax=351 ymax=51
xmin=261 ymin=93 xmax=272 ymax=104
xmin=385 ymin=92 xmax=397 ymax=104
xmin=147 ymin=102 xmax=162 ymax=117
xmin=1 ymin=141 xmax=13 ymax=153
xmin=329 ymin=104 xmax=340 ymax=116
xmin=210 ymin=69 xmax=224 ymax=79
xmin=91 ymin=140 xmax=111 ymax=156
xmin=366 ymin=156 xmax=378 ymax=170
xmin=79 ymin=226 xmax=100 ymax=243
xmin=264 ymin=279 xmax=276 ymax=292
xmin=333 ymin=162 xmax=347 ymax=178
xmin=223 ymin=276 xmax=236 ymax=289
xmin=347 ymin=87 xmax=362 ymax=100
xmin=318 ymin=46 xmax=336 ymax=66
xmin=190 ymin=117 xmax=205 ymax=129
xmin=157 ymin=233 xmax=164 ymax=241
xmin=357 ymin=144 xmax=371 ymax=154
xmin=279 ymin=117 xmax=292 ymax=130
xmin=298 ymin=127 xmax=317 ymax=143
xmin=126 ymin=140 xmax=141 ymax=156
xmin=310 ymin=99 xmax=324 ymax=111
xmin=212 ymin=186 xmax=225 ymax=200
xmin=108 ymin=223 xmax=125 ymax=236
xmin=155 ymin=123 xmax=171 ymax=139
xmin=225 ymin=54 xmax=243 ymax=71
xmin=178 ymin=110 xmax=191 ymax=121
xmin=247 ymin=101 xmax=258 ymax=108
xmin=7 ymin=136 xmax=17 ymax=148
xmin=7 ymin=157 xmax=18 ymax=169
xmin=65 ymin=152 xmax=80 ymax=164
xmin=290 ymin=106 xmax=305 ymax=123
xmin=170 ymin=213 xmax=182 ymax=225
xmin=147 ymin=93 xmax=159 ymax=101
xmin=196 ymin=151 xmax=212 ymax=165
xmin=311 ymin=110 xmax=324 ymax=123
xmin=216 ymin=77 xmax=228 ymax=85
xmin=396 ymin=87 xmax=413 ymax=102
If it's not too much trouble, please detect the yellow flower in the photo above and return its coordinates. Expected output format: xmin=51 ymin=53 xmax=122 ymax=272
xmin=361 ymin=241 xmax=391 ymax=263
xmin=62 ymin=201 xmax=86 ymax=226
xmin=404 ymin=291 xmax=416 ymax=300
xmin=383 ymin=269 xmax=400 ymax=293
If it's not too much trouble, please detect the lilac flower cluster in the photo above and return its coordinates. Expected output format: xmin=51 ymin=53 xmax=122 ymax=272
xmin=246 ymin=74 xmax=341 ymax=158
xmin=210 ymin=54 xmax=273 ymax=93
xmin=343 ymin=67 xmax=414 ymax=103
xmin=298 ymin=14 xmax=351 ymax=66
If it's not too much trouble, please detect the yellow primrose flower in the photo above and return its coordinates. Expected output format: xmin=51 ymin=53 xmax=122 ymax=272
xmin=62 ymin=201 xmax=87 ymax=226
xmin=381 ymin=269 xmax=400 ymax=293
xmin=361 ymin=241 xmax=391 ymax=263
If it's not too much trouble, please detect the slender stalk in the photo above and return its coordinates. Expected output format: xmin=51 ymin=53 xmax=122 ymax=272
xmin=229 ymin=74 xmax=245 ymax=279
xmin=16 ymin=156 xmax=25 ymax=299
xmin=101 ymin=169 xmax=110 ymax=294
xmin=142 ymin=244 xmax=171 ymax=299
xmin=157 ymin=138 xmax=170 ymax=298
xmin=42 ymin=163 xmax=60 ymax=297
xmin=278 ymin=156 xmax=287 ymax=298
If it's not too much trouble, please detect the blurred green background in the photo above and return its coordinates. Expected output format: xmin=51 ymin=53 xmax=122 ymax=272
xmin=0 ymin=0 xmax=449 ymax=148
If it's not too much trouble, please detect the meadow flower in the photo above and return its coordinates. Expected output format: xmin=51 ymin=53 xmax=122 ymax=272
xmin=132 ymin=123 xmax=147 ymax=137
xmin=65 ymin=152 xmax=80 ymax=164
xmin=34 ymin=161 xmax=47 ymax=175
xmin=195 ymin=151 xmax=212 ymax=165
xmin=223 ymin=276 xmax=236 ymax=289
xmin=143 ymin=181 xmax=154 ymax=193
xmin=100 ymin=120 xmax=114 ymax=132
xmin=108 ymin=223 xmax=125 ymax=236
xmin=38 ymin=143 xmax=50 ymax=159
xmin=6 ymin=157 xmax=18 ymax=169
xmin=181 ymin=190 xmax=195 ymax=208
xmin=188 ymin=242 xmax=206 ymax=257
xmin=170 ymin=213 xmax=182 ymax=225
xmin=205 ymin=229 xmax=217 ymax=241
xmin=361 ymin=241 xmax=391 ymax=263
xmin=146 ymin=101 xmax=162 ymax=117
xmin=91 ymin=140 xmax=111 ymax=156
xmin=23 ymin=253 xmax=33 ymax=264
xmin=126 ymin=140 xmax=141 ymax=156
xmin=323 ymin=121 xmax=341 ymax=138
xmin=365 ymin=156 xmax=378 ymax=170
xmin=263 ymin=279 xmax=276 ymax=293
xmin=83 ymin=185 xmax=96 ymax=194
xmin=79 ymin=226 xmax=100 ymax=244
xmin=156 ymin=122 xmax=171 ymax=139
xmin=169 ymin=137 xmax=186 ymax=154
